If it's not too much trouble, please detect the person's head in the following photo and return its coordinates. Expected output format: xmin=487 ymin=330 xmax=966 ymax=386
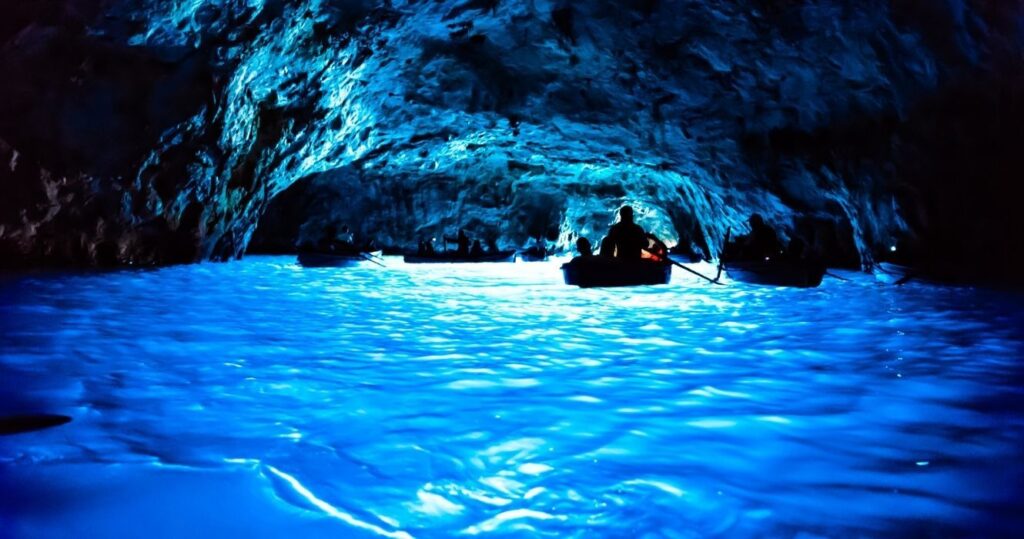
xmin=749 ymin=214 xmax=765 ymax=229
xmin=576 ymin=237 xmax=593 ymax=257
xmin=619 ymin=206 xmax=635 ymax=224
xmin=341 ymin=225 xmax=350 ymax=233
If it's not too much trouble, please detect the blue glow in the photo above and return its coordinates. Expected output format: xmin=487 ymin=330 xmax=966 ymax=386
xmin=1 ymin=257 xmax=1022 ymax=536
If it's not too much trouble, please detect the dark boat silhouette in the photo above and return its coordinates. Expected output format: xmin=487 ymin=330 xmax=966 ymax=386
xmin=517 ymin=245 xmax=549 ymax=262
xmin=562 ymin=258 xmax=672 ymax=287
xmin=0 ymin=414 xmax=71 ymax=435
xmin=725 ymin=259 xmax=825 ymax=288
xmin=297 ymin=250 xmax=383 ymax=267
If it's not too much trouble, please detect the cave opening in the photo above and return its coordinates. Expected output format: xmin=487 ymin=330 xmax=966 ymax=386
xmin=2 ymin=1 xmax=1023 ymax=537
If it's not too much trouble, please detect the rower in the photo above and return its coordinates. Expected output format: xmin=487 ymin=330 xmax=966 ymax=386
xmin=576 ymin=237 xmax=594 ymax=258
xmin=336 ymin=225 xmax=356 ymax=251
xmin=605 ymin=206 xmax=648 ymax=259
xmin=599 ymin=236 xmax=616 ymax=258
xmin=443 ymin=229 xmax=472 ymax=255
xmin=418 ymin=238 xmax=435 ymax=255
xmin=744 ymin=214 xmax=782 ymax=260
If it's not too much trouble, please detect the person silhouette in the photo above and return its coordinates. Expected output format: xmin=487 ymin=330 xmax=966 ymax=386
xmin=338 ymin=225 xmax=354 ymax=247
xmin=745 ymin=214 xmax=782 ymax=260
xmin=606 ymin=206 xmax=648 ymax=259
xmin=457 ymin=229 xmax=470 ymax=255
xmin=576 ymin=237 xmax=593 ymax=257
xmin=599 ymin=236 xmax=616 ymax=258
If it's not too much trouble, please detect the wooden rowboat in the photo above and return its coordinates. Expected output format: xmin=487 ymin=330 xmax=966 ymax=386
xmin=297 ymin=250 xmax=383 ymax=267
xmin=725 ymin=259 xmax=825 ymax=288
xmin=562 ymin=257 xmax=672 ymax=288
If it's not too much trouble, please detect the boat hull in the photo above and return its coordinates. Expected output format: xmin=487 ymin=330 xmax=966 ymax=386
xmin=297 ymin=250 xmax=382 ymax=267
xmin=517 ymin=247 xmax=549 ymax=262
xmin=562 ymin=258 xmax=672 ymax=288
xmin=726 ymin=260 xmax=825 ymax=288
xmin=874 ymin=262 xmax=917 ymax=284
xmin=403 ymin=250 xmax=517 ymax=264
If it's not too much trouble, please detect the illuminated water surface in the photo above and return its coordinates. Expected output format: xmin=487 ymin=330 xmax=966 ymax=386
xmin=1 ymin=256 xmax=1022 ymax=537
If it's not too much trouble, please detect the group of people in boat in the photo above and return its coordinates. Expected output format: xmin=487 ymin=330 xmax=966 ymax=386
xmin=417 ymin=229 xmax=501 ymax=257
xmin=572 ymin=208 xmax=821 ymax=266
xmin=299 ymin=223 xmax=370 ymax=254
xmin=573 ymin=206 xmax=667 ymax=263
xmin=303 ymin=207 xmax=817 ymax=269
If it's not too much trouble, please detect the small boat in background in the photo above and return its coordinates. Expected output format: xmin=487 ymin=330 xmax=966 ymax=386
xmin=562 ymin=258 xmax=672 ymax=288
xmin=403 ymin=249 xmax=517 ymax=264
xmin=872 ymin=262 xmax=952 ymax=285
xmin=298 ymin=250 xmax=383 ymax=267
xmin=874 ymin=262 xmax=913 ymax=284
xmin=725 ymin=259 xmax=825 ymax=288
xmin=517 ymin=249 xmax=549 ymax=262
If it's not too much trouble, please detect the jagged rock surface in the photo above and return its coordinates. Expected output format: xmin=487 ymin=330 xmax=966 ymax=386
xmin=1 ymin=1 xmax=1021 ymax=276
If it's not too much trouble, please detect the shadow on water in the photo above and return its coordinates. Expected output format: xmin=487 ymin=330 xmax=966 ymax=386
xmin=0 ymin=413 xmax=71 ymax=436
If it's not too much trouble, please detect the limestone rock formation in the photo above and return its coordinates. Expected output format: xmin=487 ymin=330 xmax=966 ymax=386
xmin=1 ymin=0 xmax=1021 ymax=278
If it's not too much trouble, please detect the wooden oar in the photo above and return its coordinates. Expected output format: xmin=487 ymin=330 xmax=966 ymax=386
xmin=824 ymin=270 xmax=851 ymax=282
xmin=644 ymin=248 xmax=724 ymax=285
xmin=358 ymin=252 xmax=386 ymax=267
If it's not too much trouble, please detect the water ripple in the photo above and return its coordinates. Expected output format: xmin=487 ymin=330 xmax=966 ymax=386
xmin=1 ymin=256 xmax=1022 ymax=536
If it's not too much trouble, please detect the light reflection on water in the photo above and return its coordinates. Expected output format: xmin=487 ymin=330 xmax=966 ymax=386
xmin=1 ymin=256 xmax=1022 ymax=537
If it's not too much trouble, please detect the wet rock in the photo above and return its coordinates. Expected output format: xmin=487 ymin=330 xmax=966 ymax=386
xmin=1 ymin=1 xmax=1021 ymax=279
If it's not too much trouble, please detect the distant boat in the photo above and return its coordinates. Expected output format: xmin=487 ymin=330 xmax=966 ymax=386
xmin=403 ymin=249 xmax=517 ymax=264
xmin=873 ymin=262 xmax=947 ymax=285
xmin=517 ymin=247 xmax=549 ymax=262
xmin=725 ymin=259 xmax=825 ymax=288
xmin=562 ymin=258 xmax=672 ymax=288
xmin=297 ymin=250 xmax=383 ymax=267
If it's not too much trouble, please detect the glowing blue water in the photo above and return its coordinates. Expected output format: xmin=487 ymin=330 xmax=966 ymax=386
xmin=1 ymin=256 xmax=1022 ymax=538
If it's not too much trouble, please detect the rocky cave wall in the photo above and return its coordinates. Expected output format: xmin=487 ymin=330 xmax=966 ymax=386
xmin=1 ymin=0 xmax=1022 ymax=276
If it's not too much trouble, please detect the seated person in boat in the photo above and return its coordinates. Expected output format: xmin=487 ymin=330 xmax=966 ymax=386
xmin=418 ymin=238 xmax=436 ymax=255
xmin=599 ymin=236 xmax=616 ymax=258
xmin=524 ymin=236 xmax=548 ymax=259
xmin=470 ymin=240 xmax=484 ymax=256
xmin=784 ymin=236 xmax=805 ymax=261
xmin=338 ymin=225 xmax=355 ymax=246
xmin=457 ymin=229 xmax=470 ymax=255
xmin=576 ymin=237 xmax=594 ymax=258
xmin=605 ymin=206 xmax=649 ymax=259
xmin=742 ymin=214 xmax=783 ymax=261
xmin=784 ymin=236 xmax=826 ymax=273
xmin=442 ymin=229 xmax=472 ymax=255
xmin=317 ymin=224 xmax=355 ymax=253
